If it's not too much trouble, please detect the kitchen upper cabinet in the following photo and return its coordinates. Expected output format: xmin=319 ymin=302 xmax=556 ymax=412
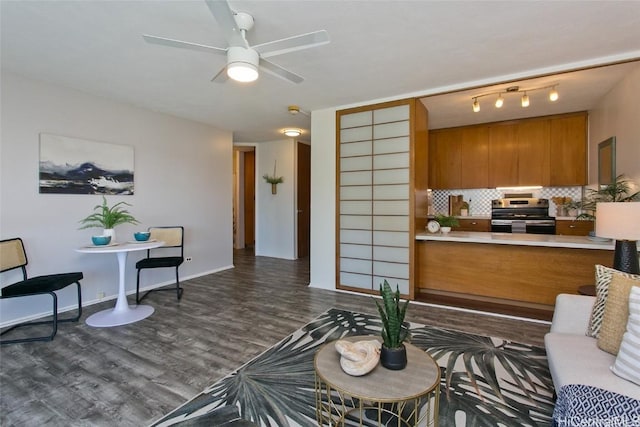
xmin=428 ymin=126 xmax=488 ymax=189
xmin=460 ymin=126 xmax=489 ymax=188
xmin=431 ymin=112 xmax=587 ymax=189
xmin=517 ymin=120 xmax=550 ymax=186
xmin=428 ymin=129 xmax=461 ymax=189
xmin=488 ymin=123 xmax=518 ymax=187
xmin=549 ymin=113 xmax=587 ymax=186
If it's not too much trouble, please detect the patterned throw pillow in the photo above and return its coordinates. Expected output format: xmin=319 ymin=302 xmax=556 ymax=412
xmin=597 ymin=275 xmax=639 ymax=354
xmin=611 ymin=286 xmax=640 ymax=385
xmin=588 ymin=265 xmax=640 ymax=338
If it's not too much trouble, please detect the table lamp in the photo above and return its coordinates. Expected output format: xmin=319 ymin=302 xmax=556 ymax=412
xmin=595 ymin=202 xmax=640 ymax=274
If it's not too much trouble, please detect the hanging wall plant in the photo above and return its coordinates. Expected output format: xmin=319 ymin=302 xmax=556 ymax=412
xmin=263 ymin=161 xmax=284 ymax=194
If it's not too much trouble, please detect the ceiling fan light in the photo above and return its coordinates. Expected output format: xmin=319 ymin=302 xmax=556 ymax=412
xmin=284 ymin=129 xmax=301 ymax=137
xmin=549 ymin=87 xmax=559 ymax=102
xmin=472 ymin=98 xmax=480 ymax=112
xmin=495 ymin=94 xmax=504 ymax=108
xmin=521 ymin=93 xmax=530 ymax=107
xmin=227 ymin=46 xmax=259 ymax=82
xmin=227 ymin=62 xmax=258 ymax=82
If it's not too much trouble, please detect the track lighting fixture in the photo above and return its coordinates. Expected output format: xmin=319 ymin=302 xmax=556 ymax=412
xmin=471 ymin=84 xmax=559 ymax=112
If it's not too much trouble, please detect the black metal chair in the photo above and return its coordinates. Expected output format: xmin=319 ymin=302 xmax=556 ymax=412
xmin=0 ymin=238 xmax=83 ymax=345
xmin=135 ymin=226 xmax=184 ymax=304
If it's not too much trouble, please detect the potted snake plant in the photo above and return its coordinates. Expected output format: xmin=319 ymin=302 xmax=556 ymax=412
xmin=374 ymin=280 xmax=410 ymax=370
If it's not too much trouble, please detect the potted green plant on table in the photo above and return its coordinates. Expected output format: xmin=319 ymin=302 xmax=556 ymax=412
xmin=573 ymin=174 xmax=640 ymax=221
xmin=435 ymin=214 xmax=459 ymax=233
xmin=374 ymin=280 xmax=410 ymax=370
xmin=79 ymin=196 xmax=139 ymax=243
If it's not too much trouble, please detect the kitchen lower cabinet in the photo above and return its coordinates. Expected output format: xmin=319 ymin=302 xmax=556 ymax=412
xmin=453 ymin=218 xmax=490 ymax=232
xmin=416 ymin=240 xmax=611 ymax=311
xmin=556 ymin=219 xmax=594 ymax=236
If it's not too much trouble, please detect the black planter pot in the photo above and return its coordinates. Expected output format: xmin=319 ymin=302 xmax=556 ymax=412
xmin=380 ymin=344 xmax=407 ymax=370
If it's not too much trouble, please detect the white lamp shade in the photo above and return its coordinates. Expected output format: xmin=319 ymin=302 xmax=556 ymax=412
xmin=595 ymin=202 xmax=640 ymax=240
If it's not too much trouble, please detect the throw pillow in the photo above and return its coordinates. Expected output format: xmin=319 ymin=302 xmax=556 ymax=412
xmin=597 ymin=275 xmax=639 ymax=354
xmin=611 ymin=286 xmax=640 ymax=386
xmin=588 ymin=265 xmax=640 ymax=338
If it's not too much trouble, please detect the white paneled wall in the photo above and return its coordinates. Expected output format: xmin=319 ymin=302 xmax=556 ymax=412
xmin=338 ymin=104 xmax=411 ymax=294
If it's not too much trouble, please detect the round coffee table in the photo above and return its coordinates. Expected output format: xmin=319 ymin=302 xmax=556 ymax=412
xmin=314 ymin=335 xmax=440 ymax=426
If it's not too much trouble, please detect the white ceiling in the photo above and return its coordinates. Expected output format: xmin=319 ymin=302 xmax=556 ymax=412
xmin=2 ymin=1 xmax=640 ymax=142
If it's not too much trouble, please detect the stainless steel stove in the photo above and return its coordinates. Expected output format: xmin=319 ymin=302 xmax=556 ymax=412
xmin=491 ymin=197 xmax=556 ymax=234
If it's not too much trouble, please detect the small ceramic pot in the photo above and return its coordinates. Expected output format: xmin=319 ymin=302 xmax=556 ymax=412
xmin=440 ymin=226 xmax=452 ymax=234
xmin=380 ymin=344 xmax=407 ymax=370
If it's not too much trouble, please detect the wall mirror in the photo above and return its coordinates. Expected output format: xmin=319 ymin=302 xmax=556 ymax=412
xmin=598 ymin=136 xmax=616 ymax=186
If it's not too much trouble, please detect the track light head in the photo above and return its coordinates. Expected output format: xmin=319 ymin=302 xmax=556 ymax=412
xmin=521 ymin=93 xmax=530 ymax=108
xmin=495 ymin=94 xmax=504 ymax=108
xmin=472 ymin=98 xmax=480 ymax=112
xmin=549 ymin=87 xmax=559 ymax=102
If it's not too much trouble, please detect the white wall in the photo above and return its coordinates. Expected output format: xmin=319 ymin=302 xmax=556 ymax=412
xmin=0 ymin=73 xmax=233 ymax=326
xmin=588 ymin=63 xmax=640 ymax=187
xmin=309 ymin=108 xmax=336 ymax=290
xmin=254 ymin=139 xmax=297 ymax=260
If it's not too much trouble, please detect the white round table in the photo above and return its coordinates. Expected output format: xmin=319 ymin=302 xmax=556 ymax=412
xmin=76 ymin=240 xmax=164 ymax=327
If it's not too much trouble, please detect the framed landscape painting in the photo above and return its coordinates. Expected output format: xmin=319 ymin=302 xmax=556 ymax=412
xmin=39 ymin=133 xmax=134 ymax=195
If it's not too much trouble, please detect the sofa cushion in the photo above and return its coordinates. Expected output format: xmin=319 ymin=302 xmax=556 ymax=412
xmin=612 ymin=286 xmax=640 ymax=386
xmin=598 ymin=275 xmax=639 ymax=354
xmin=544 ymin=332 xmax=640 ymax=400
xmin=588 ymin=265 xmax=640 ymax=338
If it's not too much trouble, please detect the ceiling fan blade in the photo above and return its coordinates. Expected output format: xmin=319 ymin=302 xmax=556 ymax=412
xmin=143 ymin=34 xmax=227 ymax=55
xmin=211 ymin=65 xmax=229 ymax=83
xmin=253 ymin=30 xmax=330 ymax=58
xmin=259 ymin=58 xmax=304 ymax=84
xmin=205 ymin=0 xmax=248 ymax=48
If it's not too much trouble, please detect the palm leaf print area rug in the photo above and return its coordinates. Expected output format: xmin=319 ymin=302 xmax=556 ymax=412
xmin=153 ymin=308 xmax=555 ymax=427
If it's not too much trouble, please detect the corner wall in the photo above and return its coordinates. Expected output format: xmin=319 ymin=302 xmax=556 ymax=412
xmin=589 ymin=63 xmax=640 ymax=187
xmin=0 ymin=73 xmax=233 ymax=326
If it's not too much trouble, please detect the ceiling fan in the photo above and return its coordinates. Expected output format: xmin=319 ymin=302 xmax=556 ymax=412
xmin=143 ymin=0 xmax=330 ymax=84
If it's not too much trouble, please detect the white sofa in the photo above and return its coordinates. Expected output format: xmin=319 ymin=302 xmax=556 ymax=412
xmin=544 ymin=293 xmax=640 ymax=400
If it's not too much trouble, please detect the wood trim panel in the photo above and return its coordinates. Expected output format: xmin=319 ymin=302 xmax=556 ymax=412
xmin=416 ymin=241 xmax=612 ymax=306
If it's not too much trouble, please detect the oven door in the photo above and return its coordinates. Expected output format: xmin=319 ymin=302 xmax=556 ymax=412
xmin=524 ymin=220 xmax=556 ymax=235
xmin=491 ymin=219 xmax=513 ymax=233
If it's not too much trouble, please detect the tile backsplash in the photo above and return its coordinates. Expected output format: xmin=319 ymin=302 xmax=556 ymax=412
xmin=432 ymin=187 xmax=583 ymax=217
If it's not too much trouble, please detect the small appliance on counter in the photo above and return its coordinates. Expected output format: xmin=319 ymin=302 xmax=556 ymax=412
xmin=490 ymin=197 xmax=556 ymax=234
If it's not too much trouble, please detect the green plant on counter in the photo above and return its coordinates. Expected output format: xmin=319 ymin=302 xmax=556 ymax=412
xmin=573 ymin=174 xmax=640 ymax=220
xmin=374 ymin=280 xmax=410 ymax=348
xmin=435 ymin=214 xmax=460 ymax=228
xmin=78 ymin=196 xmax=139 ymax=230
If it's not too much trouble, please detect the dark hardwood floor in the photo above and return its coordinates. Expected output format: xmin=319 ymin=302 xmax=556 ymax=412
xmin=1 ymin=249 xmax=550 ymax=426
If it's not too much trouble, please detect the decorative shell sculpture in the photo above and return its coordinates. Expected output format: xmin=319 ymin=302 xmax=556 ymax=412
xmin=334 ymin=339 xmax=381 ymax=376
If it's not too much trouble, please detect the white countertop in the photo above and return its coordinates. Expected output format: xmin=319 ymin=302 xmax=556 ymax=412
xmin=415 ymin=231 xmax=619 ymax=250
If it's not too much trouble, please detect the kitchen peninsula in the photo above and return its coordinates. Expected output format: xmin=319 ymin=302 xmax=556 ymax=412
xmin=415 ymin=231 xmax=619 ymax=319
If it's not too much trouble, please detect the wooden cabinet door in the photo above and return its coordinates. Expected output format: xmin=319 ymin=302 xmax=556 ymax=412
xmin=549 ymin=113 xmax=587 ymax=186
xmin=517 ymin=119 xmax=550 ymax=186
xmin=453 ymin=218 xmax=490 ymax=232
xmin=460 ymin=126 xmax=489 ymax=188
xmin=429 ymin=129 xmax=461 ymax=189
xmin=556 ymin=219 xmax=594 ymax=236
xmin=489 ymin=123 xmax=518 ymax=187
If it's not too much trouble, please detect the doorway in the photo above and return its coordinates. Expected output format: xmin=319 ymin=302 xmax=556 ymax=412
xmin=233 ymin=147 xmax=255 ymax=250
xmin=297 ymin=142 xmax=311 ymax=258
